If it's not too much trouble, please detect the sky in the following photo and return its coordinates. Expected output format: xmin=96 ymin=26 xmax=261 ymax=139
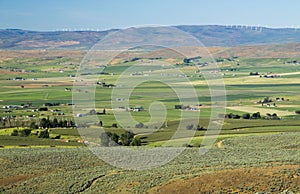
xmin=1 ymin=0 xmax=300 ymax=31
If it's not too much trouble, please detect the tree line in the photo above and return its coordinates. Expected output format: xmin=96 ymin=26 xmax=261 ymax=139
xmin=224 ymin=112 xmax=280 ymax=120
xmin=100 ymin=131 xmax=141 ymax=146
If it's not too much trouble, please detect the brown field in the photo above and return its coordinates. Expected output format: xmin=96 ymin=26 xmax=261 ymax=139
xmin=0 ymin=50 xmax=85 ymax=62
xmin=151 ymin=165 xmax=300 ymax=194
xmin=0 ymin=69 xmax=27 ymax=75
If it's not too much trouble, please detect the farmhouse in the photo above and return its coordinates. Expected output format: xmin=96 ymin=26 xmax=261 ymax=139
xmin=133 ymin=106 xmax=144 ymax=112
xmin=76 ymin=113 xmax=86 ymax=117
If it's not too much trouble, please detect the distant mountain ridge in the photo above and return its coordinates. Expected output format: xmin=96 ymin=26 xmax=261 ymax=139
xmin=1 ymin=25 xmax=300 ymax=49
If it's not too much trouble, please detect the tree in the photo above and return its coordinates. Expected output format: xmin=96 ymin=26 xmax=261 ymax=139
xmin=20 ymin=129 xmax=31 ymax=137
xmin=62 ymin=120 xmax=68 ymax=128
xmin=38 ymin=129 xmax=49 ymax=138
xmin=251 ymin=112 xmax=261 ymax=119
xmin=38 ymin=107 xmax=48 ymax=111
xmin=242 ymin=113 xmax=250 ymax=119
xmin=262 ymin=97 xmax=272 ymax=103
xmin=89 ymin=109 xmax=97 ymax=115
xmin=58 ymin=120 xmax=64 ymax=127
xmin=232 ymin=114 xmax=241 ymax=119
xmin=130 ymin=138 xmax=141 ymax=146
xmin=11 ymin=129 xmax=19 ymax=136
xmin=226 ymin=113 xmax=234 ymax=119
xmin=98 ymin=121 xmax=103 ymax=127
xmin=196 ymin=125 xmax=206 ymax=131
xmin=40 ymin=118 xmax=51 ymax=128
xmin=100 ymin=131 xmax=140 ymax=146
xmin=52 ymin=118 xmax=58 ymax=128
xmin=272 ymin=113 xmax=279 ymax=120
xmin=111 ymin=133 xmax=120 ymax=144
xmin=120 ymin=131 xmax=135 ymax=146
xmin=29 ymin=121 xmax=38 ymax=129
xmin=174 ymin=105 xmax=183 ymax=109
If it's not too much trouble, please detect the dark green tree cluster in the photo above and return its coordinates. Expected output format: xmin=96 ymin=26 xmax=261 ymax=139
xmin=226 ymin=112 xmax=261 ymax=119
xmin=10 ymin=128 xmax=50 ymax=138
xmin=38 ymin=129 xmax=49 ymax=138
xmin=39 ymin=118 xmax=75 ymax=129
xmin=186 ymin=124 xmax=206 ymax=130
xmin=225 ymin=112 xmax=280 ymax=120
xmin=100 ymin=131 xmax=141 ymax=146
xmin=11 ymin=129 xmax=31 ymax=137
xmin=225 ymin=113 xmax=241 ymax=119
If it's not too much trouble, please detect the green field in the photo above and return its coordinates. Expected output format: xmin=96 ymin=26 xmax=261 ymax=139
xmin=0 ymin=53 xmax=300 ymax=146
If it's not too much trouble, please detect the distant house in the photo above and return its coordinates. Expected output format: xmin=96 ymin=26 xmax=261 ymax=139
xmin=13 ymin=77 xmax=25 ymax=81
xmin=76 ymin=113 xmax=86 ymax=117
xmin=133 ymin=106 xmax=143 ymax=112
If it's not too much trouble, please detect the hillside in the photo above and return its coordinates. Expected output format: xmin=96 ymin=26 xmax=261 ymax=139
xmin=1 ymin=25 xmax=300 ymax=50
xmin=0 ymin=29 xmax=115 ymax=50
xmin=177 ymin=25 xmax=300 ymax=46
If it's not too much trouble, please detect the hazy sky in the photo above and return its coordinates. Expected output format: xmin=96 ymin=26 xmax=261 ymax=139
xmin=1 ymin=0 xmax=300 ymax=31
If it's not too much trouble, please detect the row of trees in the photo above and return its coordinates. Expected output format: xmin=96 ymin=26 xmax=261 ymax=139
xmin=33 ymin=118 xmax=75 ymax=129
xmin=11 ymin=128 xmax=50 ymax=138
xmin=100 ymin=131 xmax=141 ymax=146
xmin=186 ymin=124 xmax=206 ymax=130
xmin=225 ymin=112 xmax=279 ymax=120
xmin=0 ymin=116 xmax=75 ymax=129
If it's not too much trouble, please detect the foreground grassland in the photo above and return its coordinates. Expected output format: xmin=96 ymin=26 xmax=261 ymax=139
xmin=1 ymin=132 xmax=300 ymax=193
xmin=0 ymin=50 xmax=300 ymax=193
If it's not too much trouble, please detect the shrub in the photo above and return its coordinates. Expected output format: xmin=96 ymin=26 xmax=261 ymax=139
xmin=295 ymin=110 xmax=300 ymax=114
xmin=11 ymin=129 xmax=19 ymax=136
xmin=186 ymin=124 xmax=194 ymax=130
xmin=53 ymin=135 xmax=61 ymax=139
xmin=130 ymin=138 xmax=141 ymax=146
xmin=196 ymin=125 xmax=206 ymax=131
xmin=135 ymin=122 xmax=144 ymax=128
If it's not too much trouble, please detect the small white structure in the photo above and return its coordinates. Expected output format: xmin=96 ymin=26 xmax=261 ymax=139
xmin=76 ymin=113 xmax=86 ymax=117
